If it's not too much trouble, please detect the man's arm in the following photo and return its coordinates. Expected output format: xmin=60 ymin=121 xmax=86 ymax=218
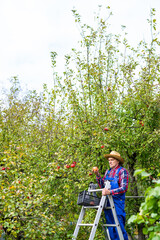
xmin=96 ymin=169 xmax=109 ymax=189
xmin=96 ymin=175 xmax=105 ymax=188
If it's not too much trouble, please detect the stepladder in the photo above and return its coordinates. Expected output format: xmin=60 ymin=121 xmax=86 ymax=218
xmin=72 ymin=181 xmax=124 ymax=240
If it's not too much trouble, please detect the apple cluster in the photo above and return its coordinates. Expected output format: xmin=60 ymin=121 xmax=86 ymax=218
xmin=139 ymin=121 xmax=144 ymax=127
xmin=1 ymin=167 xmax=10 ymax=170
xmin=58 ymin=161 xmax=77 ymax=170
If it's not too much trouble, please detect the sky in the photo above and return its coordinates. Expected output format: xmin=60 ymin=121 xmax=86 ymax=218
xmin=0 ymin=0 xmax=160 ymax=93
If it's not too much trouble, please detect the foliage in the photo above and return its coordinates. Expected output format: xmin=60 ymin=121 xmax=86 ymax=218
xmin=128 ymin=171 xmax=160 ymax=240
xmin=0 ymin=6 xmax=160 ymax=240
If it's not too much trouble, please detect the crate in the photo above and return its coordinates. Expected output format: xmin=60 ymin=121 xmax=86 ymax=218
xmin=77 ymin=190 xmax=100 ymax=206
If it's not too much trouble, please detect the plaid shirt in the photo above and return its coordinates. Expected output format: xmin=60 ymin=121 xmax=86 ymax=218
xmin=96 ymin=165 xmax=129 ymax=195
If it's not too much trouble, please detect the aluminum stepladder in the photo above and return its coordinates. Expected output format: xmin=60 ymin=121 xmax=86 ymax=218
xmin=72 ymin=181 xmax=124 ymax=240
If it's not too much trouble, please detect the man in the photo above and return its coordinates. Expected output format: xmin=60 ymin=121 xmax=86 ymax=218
xmin=93 ymin=151 xmax=129 ymax=240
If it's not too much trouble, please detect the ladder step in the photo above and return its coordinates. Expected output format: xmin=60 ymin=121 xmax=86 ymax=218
xmin=78 ymin=223 xmax=94 ymax=226
xmin=103 ymin=224 xmax=119 ymax=227
xmin=84 ymin=206 xmax=99 ymax=209
xmin=104 ymin=207 xmax=112 ymax=209
xmin=83 ymin=205 xmax=112 ymax=209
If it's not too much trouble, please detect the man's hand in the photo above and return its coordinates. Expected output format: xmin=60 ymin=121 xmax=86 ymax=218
xmin=102 ymin=188 xmax=111 ymax=196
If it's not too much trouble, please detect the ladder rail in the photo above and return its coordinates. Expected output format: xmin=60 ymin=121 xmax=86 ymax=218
xmin=72 ymin=206 xmax=85 ymax=239
xmin=89 ymin=195 xmax=106 ymax=240
xmin=107 ymin=195 xmax=124 ymax=240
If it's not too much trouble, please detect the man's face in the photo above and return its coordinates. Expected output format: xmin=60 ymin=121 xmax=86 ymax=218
xmin=108 ymin=157 xmax=119 ymax=169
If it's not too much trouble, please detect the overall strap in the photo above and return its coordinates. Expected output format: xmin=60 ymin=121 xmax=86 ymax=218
xmin=105 ymin=169 xmax=111 ymax=177
xmin=115 ymin=166 xmax=122 ymax=178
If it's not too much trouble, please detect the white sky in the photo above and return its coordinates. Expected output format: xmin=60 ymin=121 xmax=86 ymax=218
xmin=0 ymin=0 xmax=160 ymax=93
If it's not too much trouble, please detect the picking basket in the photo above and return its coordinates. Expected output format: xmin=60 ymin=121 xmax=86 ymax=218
xmin=77 ymin=190 xmax=100 ymax=206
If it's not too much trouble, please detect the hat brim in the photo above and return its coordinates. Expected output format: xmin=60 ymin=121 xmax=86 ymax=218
xmin=104 ymin=154 xmax=124 ymax=164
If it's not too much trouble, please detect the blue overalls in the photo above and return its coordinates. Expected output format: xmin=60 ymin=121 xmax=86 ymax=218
xmin=104 ymin=167 xmax=128 ymax=240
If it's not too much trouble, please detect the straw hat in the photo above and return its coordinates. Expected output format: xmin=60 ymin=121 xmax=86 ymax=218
xmin=104 ymin=151 xmax=124 ymax=164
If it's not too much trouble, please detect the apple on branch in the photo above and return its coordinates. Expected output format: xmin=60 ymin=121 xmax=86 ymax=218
xmin=71 ymin=163 xmax=76 ymax=168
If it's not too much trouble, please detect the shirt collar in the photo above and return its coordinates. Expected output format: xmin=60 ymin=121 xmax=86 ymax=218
xmin=110 ymin=165 xmax=120 ymax=172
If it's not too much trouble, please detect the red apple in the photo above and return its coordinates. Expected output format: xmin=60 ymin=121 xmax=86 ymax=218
xmin=2 ymin=167 xmax=6 ymax=170
xmin=104 ymin=127 xmax=109 ymax=131
xmin=66 ymin=165 xmax=70 ymax=169
xmin=89 ymin=172 xmax=93 ymax=176
xmin=73 ymin=161 xmax=77 ymax=165
xmin=71 ymin=163 xmax=75 ymax=168
xmin=84 ymin=120 xmax=87 ymax=123
xmin=101 ymin=145 xmax=104 ymax=149
xmin=139 ymin=121 xmax=144 ymax=126
xmin=92 ymin=167 xmax=99 ymax=172
xmin=57 ymin=166 xmax=60 ymax=169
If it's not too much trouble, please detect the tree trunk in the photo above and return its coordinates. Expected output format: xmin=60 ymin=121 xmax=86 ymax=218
xmin=138 ymin=224 xmax=145 ymax=240
xmin=126 ymin=152 xmax=146 ymax=240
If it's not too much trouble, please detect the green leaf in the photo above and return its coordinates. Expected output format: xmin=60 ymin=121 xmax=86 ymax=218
xmin=151 ymin=213 xmax=158 ymax=218
xmin=127 ymin=215 xmax=137 ymax=224
xmin=152 ymin=236 xmax=160 ymax=240
xmin=143 ymin=227 xmax=148 ymax=234
xmin=134 ymin=169 xmax=144 ymax=176
xmin=141 ymin=171 xmax=151 ymax=178
xmin=134 ymin=169 xmax=151 ymax=178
